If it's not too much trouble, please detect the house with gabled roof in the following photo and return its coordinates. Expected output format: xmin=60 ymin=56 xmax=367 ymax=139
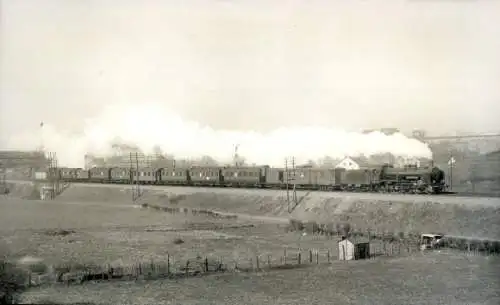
xmin=335 ymin=156 xmax=377 ymax=170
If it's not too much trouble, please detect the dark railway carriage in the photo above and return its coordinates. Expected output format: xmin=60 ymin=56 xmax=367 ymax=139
xmin=132 ymin=167 xmax=157 ymax=184
xmin=59 ymin=168 xmax=78 ymax=180
xmin=333 ymin=168 xmax=346 ymax=189
xmin=341 ymin=168 xmax=375 ymax=191
xmin=89 ymin=167 xmax=111 ymax=183
xmin=75 ymin=168 xmax=90 ymax=181
xmin=158 ymin=167 xmax=189 ymax=185
xmin=264 ymin=167 xmax=285 ymax=187
xmin=110 ymin=167 xmax=131 ymax=184
xmin=222 ymin=166 xmax=266 ymax=187
xmin=188 ymin=166 xmax=222 ymax=186
xmin=284 ymin=167 xmax=312 ymax=188
xmin=310 ymin=168 xmax=337 ymax=190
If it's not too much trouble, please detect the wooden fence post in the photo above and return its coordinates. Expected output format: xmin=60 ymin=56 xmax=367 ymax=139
xmin=185 ymin=260 xmax=189 ymax=277
xmin=167 ymin=254 xmax=170 ymax=275
xmin=309 ymin=250 xmax=313 ymax=263
xmin=205 ymin=257 xmax=209 ymax=272
xmin=316 ymin=250 xmax=319 ymax=264
xmin=327 ymin=250 xmax=330 ymax=263
xmin=298 ymin=252 xmax=301 ymax=264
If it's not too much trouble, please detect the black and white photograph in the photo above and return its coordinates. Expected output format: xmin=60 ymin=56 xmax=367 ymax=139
xmin=1 ymin=0 xmax=499 ymax=304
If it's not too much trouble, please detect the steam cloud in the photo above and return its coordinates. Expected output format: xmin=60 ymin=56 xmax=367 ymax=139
xmin=3 ymin=102 xmax=432 ymax=168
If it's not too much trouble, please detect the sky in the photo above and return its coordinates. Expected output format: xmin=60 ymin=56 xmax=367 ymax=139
xmin=1 ymin=0 xmax=499 ymax=166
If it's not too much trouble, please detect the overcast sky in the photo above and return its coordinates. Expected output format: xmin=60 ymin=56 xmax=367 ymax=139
xmin=1 ymin=0 xmax=499 ymax=144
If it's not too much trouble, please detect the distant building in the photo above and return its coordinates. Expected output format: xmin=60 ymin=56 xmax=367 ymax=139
xmin=412 ymin=129 xmax=427 ymax=140
xmin=335 ymin=157 xmax=365 ymax=170
xmin=470 ymin=150 xmax=500 ymax=182
xmin=335 ymin=156 xmax=384 ymax=170
xmin=338 ymin=236 xmax=370 ymax=261
xmin=380 ymin=128 xmax=400 ymax=136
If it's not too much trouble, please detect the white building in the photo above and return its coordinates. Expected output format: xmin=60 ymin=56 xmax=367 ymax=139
xmin=338 ymin=238 xmax=355 ymax=260
xmin=338 ymin=237 xmax=370 ymax=261
xmin=335 ymin=156 xmax=372 ymax=170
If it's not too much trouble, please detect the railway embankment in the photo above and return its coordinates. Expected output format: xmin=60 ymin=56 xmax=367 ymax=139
xmin=6 ymin=182 xmax=500 ymax=240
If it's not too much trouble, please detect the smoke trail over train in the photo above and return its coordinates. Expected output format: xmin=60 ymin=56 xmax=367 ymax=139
xmin=4 ymin=102 xmax=432 ymax=168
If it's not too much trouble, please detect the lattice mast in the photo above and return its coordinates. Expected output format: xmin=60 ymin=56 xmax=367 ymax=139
xmin=285 ymin=157 xmax=298 ymax=213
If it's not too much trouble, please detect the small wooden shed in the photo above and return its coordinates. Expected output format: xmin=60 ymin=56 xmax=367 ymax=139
xmin=338 ymin=236 xmax=370 ymax=261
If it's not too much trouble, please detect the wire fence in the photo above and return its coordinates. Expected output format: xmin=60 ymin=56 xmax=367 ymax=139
xmin=22 ymin=240 xmax=499 ymax=288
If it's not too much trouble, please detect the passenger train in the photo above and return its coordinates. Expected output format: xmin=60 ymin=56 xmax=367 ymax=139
xmin=47 ymin=164 xmax=447 ymax=194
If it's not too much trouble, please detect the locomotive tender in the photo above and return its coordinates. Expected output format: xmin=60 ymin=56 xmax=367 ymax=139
xmin=49 ymin=163 xmax=447 ymax=194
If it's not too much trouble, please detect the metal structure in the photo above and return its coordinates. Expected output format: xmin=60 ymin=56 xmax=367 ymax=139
xmin=129 ymin=152 xmax=150 ymax=202
xmin=423 ymin=133 xmax=500 ymax=141
xmin=285 ymin=157 xmax=298 ymax=213
xmin=233 ymin=144 xmax=240 ymax=167
xmin=45 ymin=152 xmax=61 ymax=200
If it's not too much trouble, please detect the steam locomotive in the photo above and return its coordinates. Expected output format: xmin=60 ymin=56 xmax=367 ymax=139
xmin=50 ymin=163 xmax=447 ymax=194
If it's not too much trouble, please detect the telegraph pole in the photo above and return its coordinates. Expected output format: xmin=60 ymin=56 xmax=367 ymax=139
xmin=448 ymin=154 xmax=456 ymax=191
xmin=285 ymin=157 xmax=298 ymax=213
xmin=130 ymin=152 xmax=143 ymax=202
xmin=39 ymin=121 xmax=45 ymax=154
xmin=233 ymin=144 xmax=240 ymax=167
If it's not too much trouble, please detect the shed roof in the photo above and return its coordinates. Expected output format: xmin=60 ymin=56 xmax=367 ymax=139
xmin=338 ymin=236 xmax=370 ymax=244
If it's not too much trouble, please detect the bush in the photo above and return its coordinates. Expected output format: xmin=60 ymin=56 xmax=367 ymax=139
xmin=1 ymin=260 xmax=28 ymax=304
xmin=173 ymin=238 xmax=184 ymax=245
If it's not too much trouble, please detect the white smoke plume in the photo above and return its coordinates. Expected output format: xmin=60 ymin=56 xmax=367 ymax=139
xmin=3 ymin=102 xmax=432 ymax=168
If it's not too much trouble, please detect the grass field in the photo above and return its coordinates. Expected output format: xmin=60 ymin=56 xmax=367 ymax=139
xmin=0 ymin=196 xmax=368 ymax=269
xmin=2 ymin=182 xmax=499 ymax=304
xmin=54 ymin=183 xmax=500 ymax=238
xmin=19 ymin=252 xmax=500 ymax=305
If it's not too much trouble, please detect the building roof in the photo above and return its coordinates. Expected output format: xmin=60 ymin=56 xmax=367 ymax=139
xmin=338 ymin=236 xmax=371 ymax=244
xmin=343 ymin=156 xmax=383 ymax=168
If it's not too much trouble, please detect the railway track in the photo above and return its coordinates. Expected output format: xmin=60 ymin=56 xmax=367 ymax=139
xmin=6 ymin=179 xmax=500 ymax=204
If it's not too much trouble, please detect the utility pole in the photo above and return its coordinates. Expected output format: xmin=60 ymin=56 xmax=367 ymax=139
xmin=448 ymin=154 xmax=456 ymax=191
xmin=130 ymin=152 xmax=143 ymax=202
xmin=285 ymin=157 xmax=298 ymax=213
xmin=233 ymin=144 xmax=240 ymax=167
xmin=39 ymin=122 xmax=45 ymax=153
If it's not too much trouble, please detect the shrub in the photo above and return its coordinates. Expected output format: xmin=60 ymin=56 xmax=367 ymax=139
xmin=0 ymin=260 xmax=28 ymax=304
xmin=173 ymin=238 xmax=184 ymax=245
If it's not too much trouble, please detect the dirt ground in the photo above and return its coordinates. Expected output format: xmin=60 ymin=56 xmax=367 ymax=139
xmin=19 ymin=252 xmax=500 ymax=305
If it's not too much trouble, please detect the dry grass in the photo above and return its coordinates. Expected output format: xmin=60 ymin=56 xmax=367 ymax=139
xmin=0 ymin=197 xmax=344 ymax=268
xmin=3 ymin=183 xmax=500 ymax=304
xmin=19 ymin=252 xmax=500 ymax=305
